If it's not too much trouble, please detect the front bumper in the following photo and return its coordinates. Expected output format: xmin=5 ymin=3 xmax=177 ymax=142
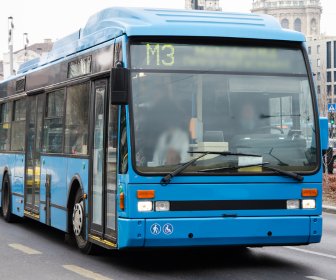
xmin=118 ymin=215 xmax=322 ymax=249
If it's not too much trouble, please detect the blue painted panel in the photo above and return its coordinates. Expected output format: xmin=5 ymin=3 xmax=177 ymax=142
xmin=309 ymin=216 xmax=322 ymax=243
xmin=81 ymin=8 xmax=305 ymax=42
xmin=66 ymin=158 xmax=89 ymax=215
xmin=39 ymin=156 xmax=89 ymax=231
xmin=39 ymin=203 xmax=46 ymax=224
xmin=12 ymin=154 xmax=25 ymax=195
xmin=118 ymin=218 xmax=145 ymax=248
xmin=39 ymin=158 xmax=47 ymax=223
xmin=117 ymin=216 xmax=311 ymax=248
xmin=40 ymin=156 xmax=67 ymax=229
xmin=319 ymin=117 xmax=329 ymax=151
xmin=50 ymin=207 xmax=67 ymax=232
xmin=124 ymin=182 xmax=322 ymax=219
xmin=41 ymin=156 xmax=68 ymax=208
xmin=141 ymin=216 xmax=311 ymax=247
xmin=11 ymin=176 xmax=24 ymax=196
xmin=11 ymin=194 xmax=24 ymax=217
xmin=0 ymin=153 xmax=21 ymax=207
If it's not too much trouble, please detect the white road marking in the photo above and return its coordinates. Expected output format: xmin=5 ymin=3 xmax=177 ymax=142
xmin=284 ymin=246 xmax=336 ymax=260
xmin=63 ymin=265 xmax=113 ymax=280
xmin=8 ymin=243 xmax=42 ymax=255
xmin=305 ymin=276 xmax=329 ymax=280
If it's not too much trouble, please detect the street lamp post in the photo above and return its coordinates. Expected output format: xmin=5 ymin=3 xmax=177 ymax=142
xmin=8 ymin=16 xmax=14 ymax=76
xmin=23 ymin=32 xmax=29 ymax=62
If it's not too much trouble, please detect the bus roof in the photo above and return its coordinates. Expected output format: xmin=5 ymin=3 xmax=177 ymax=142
xmin=82 ymin=7 xmax=305 ymax=41
xmin=13 ymin=7 xmax=305 ymax=76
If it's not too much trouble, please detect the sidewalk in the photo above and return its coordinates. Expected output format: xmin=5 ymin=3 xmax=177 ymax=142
xmin=323 ymin=205 xmax=336 ymax=214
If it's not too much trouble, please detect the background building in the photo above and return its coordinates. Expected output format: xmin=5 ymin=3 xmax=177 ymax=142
xmin=185 ymin=0 xmax=222 ymax=11
xmin=0 ymin=61 xmax=3 ymax=81
xmin=309 ymin=37 xmax=336 ymax=116
xmin=251 ymin=0 xmax=335 ymax=116
xmin=251 ymin=0 xmax=322 ymax=38
xmin=2 ymin=39 xmax=53 ymax=79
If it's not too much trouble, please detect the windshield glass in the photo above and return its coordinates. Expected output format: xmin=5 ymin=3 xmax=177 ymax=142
xmin=130 ymin=43 xmax=318 ymax=174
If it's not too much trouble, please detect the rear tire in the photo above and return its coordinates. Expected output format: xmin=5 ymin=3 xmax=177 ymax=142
xmin=72 ymin=189 xmax=93 ymax=254
xmin=1 ymin=173 xmax=15 ymax=223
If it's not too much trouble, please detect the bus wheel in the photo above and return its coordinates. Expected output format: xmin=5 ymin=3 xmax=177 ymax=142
xmin=1 ymin=174 xmax=14 ymax=222
xmin=72 ymin=189 xmax=93 ymax=254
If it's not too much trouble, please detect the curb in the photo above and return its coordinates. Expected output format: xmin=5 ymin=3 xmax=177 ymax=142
xmin=322 ymin=205 xmax=336 ymax=214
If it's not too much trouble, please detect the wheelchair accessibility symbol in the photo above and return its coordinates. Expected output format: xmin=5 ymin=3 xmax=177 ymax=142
xmin=162 ymin=223 xmax=173 ymax=235
xmin=150 ymin=223 xmax=161 ymax=235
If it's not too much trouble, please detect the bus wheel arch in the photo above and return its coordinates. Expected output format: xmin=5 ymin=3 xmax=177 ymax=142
xmin=1 ymin=171 xmax=15 ymax=222
xmin=67 ymin=176 xmax=93 ymax=254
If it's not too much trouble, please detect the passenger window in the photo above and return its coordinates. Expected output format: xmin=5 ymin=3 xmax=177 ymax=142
xmin=119 ymin=106 xmax=128 ymax=174
xmin=43 ymin=89 xmax=65 ymax=153
xmin=64 ymin=83 xmax=90 ymax=155
xmin=0 ymin=102 xmax=12 ymax=151
xmin=11 ymin=99 xmax=26 ymax=151
xmin=106 ymin=104 xmax=118 ymax=188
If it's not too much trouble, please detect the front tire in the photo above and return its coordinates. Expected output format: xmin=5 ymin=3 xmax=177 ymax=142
xmin=1 ymin=173 xmax=15 ymax=222
xmin=72 ymin=189 xmax=93 ymax=254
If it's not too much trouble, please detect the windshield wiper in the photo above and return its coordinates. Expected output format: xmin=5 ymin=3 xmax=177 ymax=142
xmin=199 ymin=162 xmax=303 ymax=182
xmin=160 ymin=151 xmax=262 ymax=185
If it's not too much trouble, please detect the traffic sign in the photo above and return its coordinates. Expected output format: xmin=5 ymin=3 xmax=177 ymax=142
xmin=328 ymin=103 xmax=336 ymax=112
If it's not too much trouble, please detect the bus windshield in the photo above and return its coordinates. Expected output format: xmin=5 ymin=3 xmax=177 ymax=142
xmin=130 ymin=42 xmax=318 ymax=174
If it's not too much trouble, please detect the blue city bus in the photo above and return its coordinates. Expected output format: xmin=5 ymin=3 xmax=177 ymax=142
xmin=0 ymin=8 xmax=329 ymax=253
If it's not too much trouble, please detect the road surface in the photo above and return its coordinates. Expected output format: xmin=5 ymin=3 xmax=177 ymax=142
xmin=0 ymin=213 xmax=335 ymax=280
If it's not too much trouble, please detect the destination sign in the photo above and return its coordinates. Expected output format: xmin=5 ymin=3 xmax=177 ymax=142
xmin=131 ymin=43 xmax=307 ymax=75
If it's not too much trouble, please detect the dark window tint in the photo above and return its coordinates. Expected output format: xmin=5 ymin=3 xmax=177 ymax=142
xmin=47 ymin=90 xmax=64 ymax=117
xmin=327 ymin=41 xmax=331 ymax=69
xmin=119 ymin=106 xmax=128 ymax=174
xmin=131 ymin=43 xmax=307 ymax=74
xmin=327 ymin=71 xmax=332 ymax=82
xmin=43 ymin=89 xmax=65 ymax=153
xmin=68 ymin=56 xmax=91 ymax=78
xmin=106 ymin=104 xmax=119 ymax=188
xmin=0 ymin=103 xmax=12 ymax=151
xmin=11 ymin=99 xmax=26 ymax=151
xmin=327 ymin=85 xmax=332 ymax=96
xmin=64 ymin=83 xmax=90 ymax=155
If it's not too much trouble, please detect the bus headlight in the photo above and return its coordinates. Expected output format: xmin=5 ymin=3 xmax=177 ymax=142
xmin=155 ymin=201 xmax=170 ymax=211
xmin=286 ymin=200 xmax=300 ymax=209
xmin=302 ymin=199 xmax=316 ymax=209
xmin=137 ymin=201 xmax=153 ymax=212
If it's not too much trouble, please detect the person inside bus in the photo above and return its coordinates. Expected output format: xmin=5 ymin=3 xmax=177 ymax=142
xmin=151 ymin=127 xmax=189 ymax=166
xmin=136 ymin=77 xmax=190 ymax=167
xmin=237 ymin=102 xmax=259 ymax=134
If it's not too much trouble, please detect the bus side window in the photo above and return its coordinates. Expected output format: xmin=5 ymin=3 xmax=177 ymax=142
xmin=11 ymin=99 xmax=26 ymax=151
xmin=119 ymin=106 xmax=128 ymax=174
xmin=0 ymin=102 xmax=12 ymax=151
xmin=64 ymin=83 xmax=90 ymax=155
xmin=43 ymin=89 xmax=65 ymax=153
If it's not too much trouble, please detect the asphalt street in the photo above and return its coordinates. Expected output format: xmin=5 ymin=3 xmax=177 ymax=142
xmin=0 ymin=213 xmax=335 ymax=280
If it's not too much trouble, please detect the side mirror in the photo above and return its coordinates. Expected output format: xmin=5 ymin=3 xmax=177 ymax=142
xmin=110 ymin=68 xmax=129 ymax=105
xmin=319 ymin=117 xmax=329 ymax=151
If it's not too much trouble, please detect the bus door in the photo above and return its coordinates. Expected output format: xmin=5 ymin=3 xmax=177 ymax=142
xmin=90 ymin=79 xmax=118 ymax=242
xmin=25 ymin=94 xmax=44 ymax=214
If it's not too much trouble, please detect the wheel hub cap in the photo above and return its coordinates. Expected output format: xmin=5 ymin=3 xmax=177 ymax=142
xmin=73 ymin=202 xmax=84 ymax=236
